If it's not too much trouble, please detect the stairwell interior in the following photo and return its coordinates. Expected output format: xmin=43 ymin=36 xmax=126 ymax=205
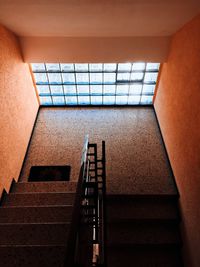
xmin=0 ymin=107 xmax=183 ymax=266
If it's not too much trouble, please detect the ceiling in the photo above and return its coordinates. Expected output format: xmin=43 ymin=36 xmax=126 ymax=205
xmin=0 ymin=0 xmax=199 ymax=37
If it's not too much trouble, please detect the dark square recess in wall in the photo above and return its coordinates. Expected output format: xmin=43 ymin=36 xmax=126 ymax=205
xmin=28 ymin=166 xmax=71 ymax=182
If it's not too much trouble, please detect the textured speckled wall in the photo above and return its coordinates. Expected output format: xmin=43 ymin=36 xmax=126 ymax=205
xmin=20 ymin=107 xmax=177 ymax=195
xmin=154 ymin=14 xmax=200 ymax=267
xmin=0 ymin=25 xmax=39 ymax=195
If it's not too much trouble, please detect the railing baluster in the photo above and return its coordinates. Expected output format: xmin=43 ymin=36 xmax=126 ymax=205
xmin=65 ymin=136 xmax=106 ymax=267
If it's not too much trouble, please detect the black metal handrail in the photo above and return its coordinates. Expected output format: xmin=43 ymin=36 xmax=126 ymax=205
xmin=65 ymin=135 xmax=106 ymax=267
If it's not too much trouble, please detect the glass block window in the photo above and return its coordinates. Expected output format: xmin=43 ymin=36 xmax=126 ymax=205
xmin=31 ymin=63 xmax=160 ymax=106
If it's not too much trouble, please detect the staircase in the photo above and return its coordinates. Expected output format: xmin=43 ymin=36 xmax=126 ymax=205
xmin=0 ymin=138 xmax=106 ymax=267
xmin=106 ymin=193 xmax=183 ymax=267
xmin=0 ymin=181 xmax=77 ymax=267
xmin=0 ymin=135 xmax=184 ymax=267
xmin=0 ymin=182 xmax=183 ymax=267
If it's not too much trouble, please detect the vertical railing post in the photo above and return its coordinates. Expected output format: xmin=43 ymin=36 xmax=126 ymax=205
xmin=102 ymin=140 xmax=107 ymax=267
xmin=65 ymin=137 xmax=106 ymax=267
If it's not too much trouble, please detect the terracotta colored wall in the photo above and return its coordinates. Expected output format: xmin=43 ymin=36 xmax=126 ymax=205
xmin=154 ymin=14 xmax=200 ymax=267
xmin=0 ymin=25 xmax=39 ymax=195
xmin=20 ymin=107 xmax=177 ymax=196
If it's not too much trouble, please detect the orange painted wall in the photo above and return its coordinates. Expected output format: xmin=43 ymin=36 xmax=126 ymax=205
xmin=154 ymin=14 xmax=200 ymax=267
xmin=0 ymin=25 xmax=39 ymax=195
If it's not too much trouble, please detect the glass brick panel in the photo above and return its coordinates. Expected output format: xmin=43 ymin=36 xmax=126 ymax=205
xmin=128 ymin=95 xmax=140 ymax=105
xmin=65 ymin=96 xmax=77 ymax=105
xmin=40 ymin=96 xmax=52 ymax=105
xmin=89 ymin=64 xmax=103 ymax=72
xmin=32 ymin=63 xmax=46 ymax=72
xmin=104 ymin=64 xmax=117 ymax=72
xmin=75 ymin=64 xmax=88 ymax=72
xmin=64 ymin=85 xmax=76 ymax=95
xmin=104 ymin=73 xmax=116 ymax=83
xmin=90 ymin=85 xmax=102 ymax=95
xmin=141 ymin=95 xmax=153 ymax=104
xmin=144 ymin=72 xmax=158 ymax=83
xmin=90 ymin=73 xmax=103 ymax=84
xmin=103 ymin=85 xmax=115 ymax=95
xmin=52 ymin=96 xmax=65 ymax=105
xmin=146 ymin=63 xmax=160 ymax=71
xmin=116 ymin=85 xmax=129 ymax=95
xmin=132 ymin=63 xmax=145 ymax=71
xmin=48 ymin=73 xmax=62 ymax=84
xmin=91 ymin=96 xmax=103 ymax=105
xmin=46 ymin=64 xmax=60 ymax=72
xmin=77 ymin=85 xmax=89 ymax=95
xmin=37 ymin=85 xmax=50 ymax=95
xmin=142 ymin=84 xmax=155 ymax=95
xmin=78 ymin=96 xmax=90 ymax=105
xmin=130 ymin=72 xmax=144 ymax=81
xmin=118 ymin=63 xmax=132 ymax=72
xmin=116 ymin=95 xmax=128 ymax=105
xmin=117 ymin=73 xmax=130 ymax=82
xmin=129 ymin=84 xmax=143 ymax=95
xmin=62 ymin=73 xmax=75 ymax=84
xmin=103 ymin=96 xmax=115 ymax=105
xmin=34 ymin=73 xmax=48 ymax=84
xmin=76 ymin=73 xmax=89 ymax=84
xmin=61 ymin=64 xmax=74 ymax=72
xmin=50 ymin=85 xmax=63 ymax=95
xmin=32 ymin=62 xmax=160 ymax=106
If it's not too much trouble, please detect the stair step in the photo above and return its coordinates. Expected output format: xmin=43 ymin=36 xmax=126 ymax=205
xmin=107 ymin=194 xmax=179 ymax=221
xmin=107 ymin=245 xmax=183 ymax=267
xmin=12 ymin=181 xmax=77 ymax=193
xmin=0 ymin=245 xmax=66 ymax=267
xmin=0 ymin=223 xmax=70 ymax=245
xmin=0 ymin=206 xmax=73 ymax=223
xmin=107 ymin=221 xmax=181 ymax=246
xmin=2 ymin=192 xmax=75 ymax=207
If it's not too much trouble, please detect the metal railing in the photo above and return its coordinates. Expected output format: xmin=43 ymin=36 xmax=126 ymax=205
xmin=65 ymin=135 xmax=106 ymax=267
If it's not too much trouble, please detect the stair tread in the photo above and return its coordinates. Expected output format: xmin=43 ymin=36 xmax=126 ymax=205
xmin=106 ymin=193 xmax=182 ymax=266
xmin=0 ymin=245 xmax=66 ymax=267
xmin=0 ymin=181 xmax=76 ymax=266
xmin=0 ymin=206 xmax=73 ymax=223
xmin=108 ymin=241 xmax=182 ymax=246
xmin=0 ymin=244 xmax=66 ymax=247
xmin=0 ymin=205 xmax=73 ymax=209
xmin=0 ymin=222 xmax=70 ymax=224
xmin=2 ymin=192 xmax=75 ymax=206
xmin=1 ymin=179 xmax=182 ymax=267
xmin=0 ymin=222 xmax=70 ymax=245
xmin=14 ymin=182 xmax=76 ymax=185
xmin=12 ymin=181 xmax=77 ymax=193
xmin=108 ymin=218 xmax=180 ymax=223
xmin=107 ymin=221 xmax=181 ymax=245
xmin=107 ymin=245 xmax=183 ymax=267
xmin=107 ymin=195 xmax=180 ymax=221
xmin=107 ymin=193 xmax=179 ymax=199
xmin=107 ymin=240 xmax=182 ymax=247
xmin=8 ymin=192 xmax=75 ymax=195
xmin=107 ymin=243 xmax=182 ymax=248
